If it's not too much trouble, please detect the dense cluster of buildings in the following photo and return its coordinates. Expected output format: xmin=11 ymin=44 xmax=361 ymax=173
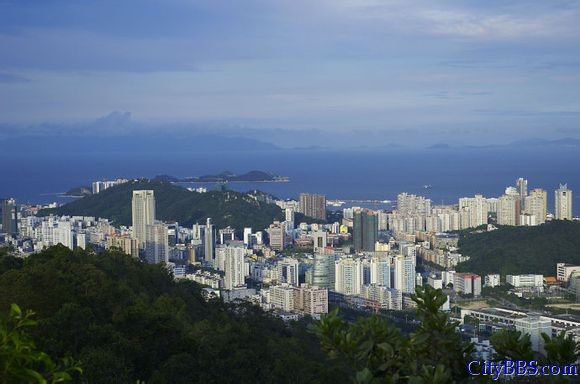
xmin=0 ymin=178 xmax=577 ymax=332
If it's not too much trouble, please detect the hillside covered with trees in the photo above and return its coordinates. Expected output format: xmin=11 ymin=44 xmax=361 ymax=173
xmin=2 ymin=246 xmax=580 ymax=383
xmin=39 ymin=180 xmax=285 ymax=233
xmin=456 ymin=221 xmax=580 ymax=276
xmin=0 ymin=246 xmax=346 ymax=383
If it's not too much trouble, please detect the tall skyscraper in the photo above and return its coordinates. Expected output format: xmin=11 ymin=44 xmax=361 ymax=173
xmin=555 ymin=184 xmax=573 ymax=220
xmin=312 ymin=250 xmax=336 ymax=289
xmin=1 ymin=198 xmax=18 ymax=236
xmin=516 ymin=177 xmax=528 ymax=209
xmin=524 ymin=189 xmax=547 ymax=224
xmin=299 ymin=193 xmax=326 ymax=221
xmin=192 ymin=223 xmax=203 ymax=245
xmin=243 ymin=227 xmax=252 ymax=247
xmin=353 ymin=209 xmax=378 ymax=252
xmin=204 ymin=218 xmax=215 ymax=262
xmin=132 ymin=190 xmax=155 ymax=249
xmin=284 ymin=207 xmax=295 ymax=234
xmin=223 ymin=243 xmax=246 ymax=290
xmin=145 ymin=222 xmax=169 ymax=264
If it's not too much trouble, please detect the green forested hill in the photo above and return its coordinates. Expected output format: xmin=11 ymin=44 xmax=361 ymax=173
xmin=456 ymin=220 xmax=580 ymax=276
xmin=0 ymin=246 xmax=347 ymax=383
xmin=39 ymin=180 xmax=284 ymax=232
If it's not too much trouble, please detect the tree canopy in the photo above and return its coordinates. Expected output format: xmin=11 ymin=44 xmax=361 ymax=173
xmin=39 ymin=180 xmax=284 ymax=234
xmin=0 ymin=246 xmax=345 ymax=383
xmin=456 ymin=221 xmax=580 ymax=276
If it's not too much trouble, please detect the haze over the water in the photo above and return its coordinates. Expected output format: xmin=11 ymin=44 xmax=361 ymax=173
xmin=1 ymin=0 xmax=580 ymax=149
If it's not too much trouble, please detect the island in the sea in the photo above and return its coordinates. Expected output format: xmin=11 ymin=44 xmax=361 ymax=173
xmin=153 ymin=170 xmax=289 ymax=183
xmin=62 ymin=186 xmax=93 ymax=197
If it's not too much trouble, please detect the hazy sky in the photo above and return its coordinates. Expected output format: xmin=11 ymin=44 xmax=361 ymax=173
xmin=1 ymin=0 xmax=580 ymax=147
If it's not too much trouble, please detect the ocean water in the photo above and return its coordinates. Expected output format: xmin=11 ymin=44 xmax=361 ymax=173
xmin=1 ymin=146 xmax=579 ymax=215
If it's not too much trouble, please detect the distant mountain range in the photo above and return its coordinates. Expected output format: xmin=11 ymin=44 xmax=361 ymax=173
xmin=0 ymin=133 xmax=278 ymax=154
xmin=427 ymin=137 xmax=580 ymax=150
xmin=39 ymin=180 xmax=284 ymax=232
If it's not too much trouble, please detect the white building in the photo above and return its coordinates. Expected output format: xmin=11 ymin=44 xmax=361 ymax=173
xmin=555 ymin=184 xmax=573 ymax=220
xmin=557 ymin=263 xmax=580 ymax=282
xmin=270 ymin=284 xmax=295 ymax=311
xmin=370 ymin=258 xmax=391 ymax=286
xmin=145 ymin=222 xmax=168 ymax=264
xmin=458 ymin=195 xmax=489 ymax=229
xmin=132 ymin=190 xmax=155 ymax=249
xmin=506 ymin=274 xmax=543 ymax=289
xmin=453 ymin=273 xmax=482 ymax=296
xmin=334 ymin=258 xmax=363 ymax=295
xmin=223 ymin=244 xmax=247 ymax=290
xmin=484 ymin=274 xmax=501 ymax=288
xmin=277 ymin=258 xmax=300 ymax=286
xmin=514 ymin=316 xmax=552 ymax=354
xmin=361 ymin=284 xmax=403 ymax=310
xmin=427 ymin=274 xmax=443 ymax=289
xmin=524 ymin=189 xmax=547 ymax=225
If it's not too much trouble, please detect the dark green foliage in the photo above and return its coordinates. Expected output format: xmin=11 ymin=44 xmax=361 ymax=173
xmin=312 ymin=286 xmax=474 ymax=383
xmin=541 ymin=332 xmax=580 ymax=367
xmin=490 ymin=330 xmax=534 ymax=362
xmin=0 ymin=303 xmax=82 ymax=383
xmin=456 ymin=221 xmax=580 ymax=276
xmin=39 ymin=180 xmax=284 ymax=233
xmin=0 ymin=245 xmax=345 ymax=383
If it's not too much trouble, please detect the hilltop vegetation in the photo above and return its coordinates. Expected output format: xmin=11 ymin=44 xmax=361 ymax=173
xmin=0 ymin=246 xmax=346 ymax=383
xmin=456 ymin=220 xmax=580 ymax=276
xmin=40 ymin=180 xmax=284 ymax=233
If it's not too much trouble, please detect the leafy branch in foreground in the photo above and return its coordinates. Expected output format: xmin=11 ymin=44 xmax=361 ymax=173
xmin=0 ymin=304 xmax=82 ymax=384
xmin=311 ymin=285 xmax=474 ymax=383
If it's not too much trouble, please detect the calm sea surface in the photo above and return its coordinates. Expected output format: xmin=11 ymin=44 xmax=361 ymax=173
xmin=1 ymin=147 xmax=579 ymax=215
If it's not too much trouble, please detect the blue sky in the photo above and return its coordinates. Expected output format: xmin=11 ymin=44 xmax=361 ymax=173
xmin=1 ymin=0 xmax=580 ymax=147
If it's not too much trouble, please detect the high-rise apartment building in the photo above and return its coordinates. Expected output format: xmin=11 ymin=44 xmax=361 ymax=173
xmin=353 ymin=209 xmax=378 ymax=252
xmin=293 ymin=284 xmax=328 ymax=317
xmin=334 ymin=258 xmax=363 ymax=295
xmin=299 ymin=193 xmax=326 ymax=221
xmin=107 ymin=235 xmax=139 ymax=258
xmin=312 ymin=251 xmax=336 ymax=289
xmin=204 ymin=218 xmax=215 ymax=262
xmin=223 ymin=243 xmax=246 ymax=290
xmin=497 ymin=194 xmax=520 ymax=226
xmin=145 ymin=222 xmax=168 ymax=264
xmin=370 ymin=257 xmax=391 ymax=286
xmin=132 ymin=190 xmax=156 ymax=249
xmin=396 ymin=193 xmax=431 ymax=216
xmin=458 ymin=195 xmax=489 ymax=229
xmin=516 ymin=178 xmax=528 ymax=209
xmin=555 ymin=184 xmax=573 ymax=220
xmin=1 ymin=198 xmax=18 ymax=236
xmin=524 ymin=189 xmax=547 ymax=225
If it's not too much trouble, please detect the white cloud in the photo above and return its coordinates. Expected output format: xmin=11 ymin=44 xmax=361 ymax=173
xmin=325 ymin=0 xmax=580 ymax=40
